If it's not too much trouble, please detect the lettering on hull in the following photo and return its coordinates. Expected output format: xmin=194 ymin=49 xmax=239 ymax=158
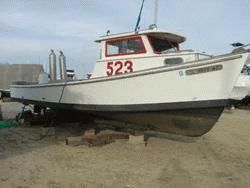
xmin=186 ymin=64 xmax=223 ymax=76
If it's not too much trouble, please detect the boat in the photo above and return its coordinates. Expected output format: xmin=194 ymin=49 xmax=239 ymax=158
xmin=10 ymin=27 xmax=250 ymax=136
xmin=229 ymin=45 xmax=250 ymax=104
xmin=236 ymin=63 xmax=250 ymax=105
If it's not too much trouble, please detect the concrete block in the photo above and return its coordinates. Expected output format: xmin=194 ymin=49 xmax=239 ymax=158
xmin=65 ymin=136 xmax=84 ymax=146
xmin=129 ymin=135 xmax=145 ymax=144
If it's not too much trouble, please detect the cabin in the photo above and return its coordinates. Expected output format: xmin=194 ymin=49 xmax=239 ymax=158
xmin=91 ymin=28 xmax=212 ymax=78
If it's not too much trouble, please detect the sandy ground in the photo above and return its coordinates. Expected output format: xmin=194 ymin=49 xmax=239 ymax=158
xmin=0 ymin=103 xmax=250 ymax=188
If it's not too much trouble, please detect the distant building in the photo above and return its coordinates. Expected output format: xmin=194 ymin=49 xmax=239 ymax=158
xmin=0 ymin=64 xmax=43 ymax=90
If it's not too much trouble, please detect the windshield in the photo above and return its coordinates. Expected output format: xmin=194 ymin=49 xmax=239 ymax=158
xmin=106 ymin=37 xmax=146 ymax=56
xmin=149 ymin=37 xmax=179 ymax=53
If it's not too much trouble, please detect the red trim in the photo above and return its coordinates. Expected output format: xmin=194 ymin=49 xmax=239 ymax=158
xmin=105 ymin=36 xmax=146 ymax=57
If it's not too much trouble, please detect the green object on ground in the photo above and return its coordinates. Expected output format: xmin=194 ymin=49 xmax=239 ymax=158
xmin=0 ymin=121 xmax=17 ymax=128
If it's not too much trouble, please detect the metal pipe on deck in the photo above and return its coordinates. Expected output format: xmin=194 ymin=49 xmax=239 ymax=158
xmin=49 ymin=49 xmax=57 ymax=81
xmin=59 ymin=51 xmax=67 ymax=80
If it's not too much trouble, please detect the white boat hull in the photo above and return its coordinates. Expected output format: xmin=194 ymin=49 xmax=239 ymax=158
xmin=10 ymin=53 xmax=249 ymax=136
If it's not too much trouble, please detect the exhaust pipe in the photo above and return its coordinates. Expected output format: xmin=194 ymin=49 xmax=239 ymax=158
xmin=49 ymin=49 xmax=57 ymax=81
xmin=59 ymin=51 xmax=67 ymax=80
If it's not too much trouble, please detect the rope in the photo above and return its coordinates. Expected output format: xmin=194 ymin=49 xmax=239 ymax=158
xmin=58 ymin=80 xmax=67 ymax=103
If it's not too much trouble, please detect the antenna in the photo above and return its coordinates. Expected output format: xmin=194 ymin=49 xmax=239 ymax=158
xmin=134 ymin=0 xmax=145 ymax=32
xmin=154 ymin=0 xmax=159 ymax=26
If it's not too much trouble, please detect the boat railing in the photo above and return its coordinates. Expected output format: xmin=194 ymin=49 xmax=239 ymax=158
xmin=162 ymin=49 xmax=194 ymax=54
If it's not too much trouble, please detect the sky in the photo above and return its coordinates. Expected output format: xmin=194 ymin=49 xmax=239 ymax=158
xmin=0 ymin=0 xmax=250 ymax=78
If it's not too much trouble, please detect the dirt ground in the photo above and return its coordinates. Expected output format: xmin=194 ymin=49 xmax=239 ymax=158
xmin=0 ymin=104 xmax=250 ymax=188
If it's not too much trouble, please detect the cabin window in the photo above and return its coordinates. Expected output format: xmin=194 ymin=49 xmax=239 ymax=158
xmin=164 ymin=58 xmax=183 ymax=65
xmin=149 ymin=37 xmax=179 ymax=53
xmin=106 ymin=37 xmax=146 ymax=57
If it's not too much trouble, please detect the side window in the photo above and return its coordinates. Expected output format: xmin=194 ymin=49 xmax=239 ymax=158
xmin=149 ymin=36 xmax=179 ymax=53
xmin=164 ymin=58 xmax=183 ymax=65
xmin=106 ymin=37 xmax=146 ymax=57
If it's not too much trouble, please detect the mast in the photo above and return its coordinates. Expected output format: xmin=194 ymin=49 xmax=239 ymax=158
xmin=153 ymin=0 xmax=159 ymax=26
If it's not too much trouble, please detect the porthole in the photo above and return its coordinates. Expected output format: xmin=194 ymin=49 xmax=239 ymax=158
xmin=164 ymin=58 xmax=183 ymax=65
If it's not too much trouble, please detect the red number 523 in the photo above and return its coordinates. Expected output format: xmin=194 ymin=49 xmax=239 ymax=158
xmin=106 ymin=60 xmax=133 ymax=76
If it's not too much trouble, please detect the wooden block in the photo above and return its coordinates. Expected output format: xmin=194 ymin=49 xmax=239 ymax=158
xmin=82 ymin=130 xmax=129 ymax=147
xmin=83 ymin=129 xmax=95 ymax=138
xmin=97 ymin=129 xmax=129 ymax=140
xmin=66 ymin=129 xmax=130 ymax=147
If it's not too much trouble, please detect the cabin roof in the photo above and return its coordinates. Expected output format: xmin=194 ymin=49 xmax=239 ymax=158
xmin=95 ymin=28 xmax=186 ymax=43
